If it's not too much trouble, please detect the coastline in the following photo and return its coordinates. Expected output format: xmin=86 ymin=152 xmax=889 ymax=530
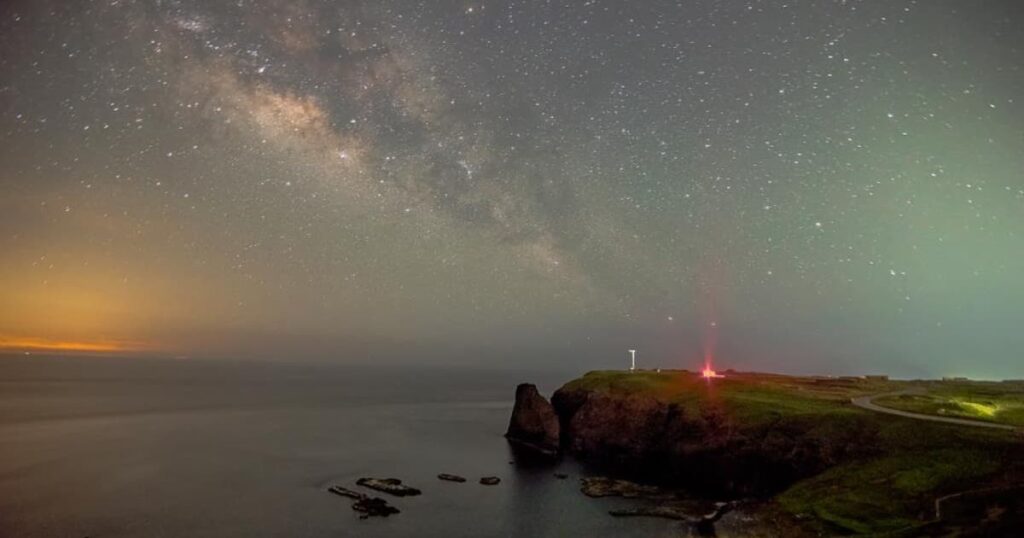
xmin=508 ymin=369 xmax=1024 ymax=536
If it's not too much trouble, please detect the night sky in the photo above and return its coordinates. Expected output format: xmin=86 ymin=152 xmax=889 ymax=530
xmin=2 ymin=1 xmax=1023 ymax=377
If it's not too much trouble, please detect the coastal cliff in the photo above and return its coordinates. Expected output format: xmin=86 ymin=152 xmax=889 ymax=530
xmin=508 ymin=370 xmax=1024 ymax=534
xmin=549 ymin=372 xmax=874 ymax=496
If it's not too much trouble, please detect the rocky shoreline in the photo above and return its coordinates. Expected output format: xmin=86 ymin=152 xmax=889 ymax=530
xmin=327 ymin=373 xmax=1022 ymax=535
xmin=503 ymin=372 xmax=1024 ymax=536
xmin=324 ymin=379 xmax=749 ymax=535
xmin=506 ymin=379 xmax=864 ymax=497
xmin=504 ymin=380 xmax=751 ymax=535
xmin=502 ymin=377 xmax=866 ymax=535
xmin=327 ymin=378 xmax=805 ymax=533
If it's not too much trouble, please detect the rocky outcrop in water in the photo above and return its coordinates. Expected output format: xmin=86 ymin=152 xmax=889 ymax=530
xmin=505 ymin=383 xmax=560 ymax=457
xmin=328 ymin=485 xmax=366 ymax=500
xmin=327 ymin=485 xmax=400 ymax=518
xmin=356 ymin=477 xmax=422 ymax=497
xmin=608 ymin=505 xmax=692 ymax=520
xmin=580 ymin=476 xmax=665 ymax=499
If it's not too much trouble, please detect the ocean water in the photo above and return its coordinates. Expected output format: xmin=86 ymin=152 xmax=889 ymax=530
xmin=0 ymin=356 xmax=687 ymax=538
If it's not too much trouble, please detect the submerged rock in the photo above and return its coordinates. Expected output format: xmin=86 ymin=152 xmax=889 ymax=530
xmin=352 ymin=497 xmax=400 ymax=518
xmin=580 ymin=476 xmax=664 ymax=499
xmin=608 ymin=500 xmax=735 ymax=532
xmin=505 ymin=383 xmax=560 ymax=457
xmin=327 ymin=485 xmax=400 ymax=518
xmin=437 ymin=473 xmax=467 ymax=483
xmin=328 ymin=485 xmax=366 ymax=500
xmin=356 ymin=477 xmax=422 ymax=497
xmin=479 ymin=476 xmax=501 ymax=485
xmin=609 ymin=505 xmax=692 ymax=520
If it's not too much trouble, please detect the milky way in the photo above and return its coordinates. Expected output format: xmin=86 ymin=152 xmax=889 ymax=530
xmin=2 ymin=1 xmax=1023 ymax=376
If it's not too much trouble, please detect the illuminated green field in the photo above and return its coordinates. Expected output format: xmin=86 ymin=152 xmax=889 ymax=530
xmin=874 ymin=383 xmax=1024 ymax=427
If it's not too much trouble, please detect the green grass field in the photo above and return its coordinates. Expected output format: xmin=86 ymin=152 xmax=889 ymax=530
xmin=873 ymin=382 xmax=1024 ymax=427
xmin=563 ymin=370 xmax=1023 ymax=535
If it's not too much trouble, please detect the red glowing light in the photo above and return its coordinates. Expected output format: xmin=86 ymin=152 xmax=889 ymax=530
xmin=701 ymin=352 xmax=722 ymax=379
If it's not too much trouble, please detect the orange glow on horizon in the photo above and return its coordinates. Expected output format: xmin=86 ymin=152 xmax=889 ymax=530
xmin=0 ymin=335 xmax=155 ymax=355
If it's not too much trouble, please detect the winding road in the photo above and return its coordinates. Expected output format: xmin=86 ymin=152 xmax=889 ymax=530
xmin=851 ymin=389 xmax=1018 ymax=431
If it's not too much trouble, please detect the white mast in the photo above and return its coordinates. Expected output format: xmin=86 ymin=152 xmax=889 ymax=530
xmin=628 ymin=349 xmax=636 ymax=371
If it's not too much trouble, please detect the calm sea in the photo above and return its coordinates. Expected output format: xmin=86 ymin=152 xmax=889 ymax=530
xmin=0 ymin=356 xmax=689 ymax=537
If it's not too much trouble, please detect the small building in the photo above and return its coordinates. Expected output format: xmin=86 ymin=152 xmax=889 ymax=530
xmin=865 ymin=375 xmax=889 ymax=381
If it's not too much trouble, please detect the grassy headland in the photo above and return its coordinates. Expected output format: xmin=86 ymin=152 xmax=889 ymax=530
xmin=558 ymin=370 xmax=1022 ymax=535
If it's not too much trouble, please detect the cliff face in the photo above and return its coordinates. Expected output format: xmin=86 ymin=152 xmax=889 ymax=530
xmin=505 ymin=383 xmax=560 ymax=456
xmin=522 ymin=373 xmax=1024 ymax=535
xmin=550 ymin=382 xmax=875 ymax=497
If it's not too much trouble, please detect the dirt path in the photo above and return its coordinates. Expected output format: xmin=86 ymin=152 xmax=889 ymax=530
xmin=851 ymin=390 xmax=1017 ymax=431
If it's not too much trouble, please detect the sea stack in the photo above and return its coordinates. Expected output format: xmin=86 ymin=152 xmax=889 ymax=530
xmin=505 ymin=383 xmax=560 ymax=457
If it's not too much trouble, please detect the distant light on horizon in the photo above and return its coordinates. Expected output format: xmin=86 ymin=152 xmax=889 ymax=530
xmin=0 ymin=335 xmax=154 ymax=355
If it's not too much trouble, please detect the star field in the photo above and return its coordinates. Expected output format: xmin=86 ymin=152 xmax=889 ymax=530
xmin=1 ymin=0 xmax=1023 ymax=376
